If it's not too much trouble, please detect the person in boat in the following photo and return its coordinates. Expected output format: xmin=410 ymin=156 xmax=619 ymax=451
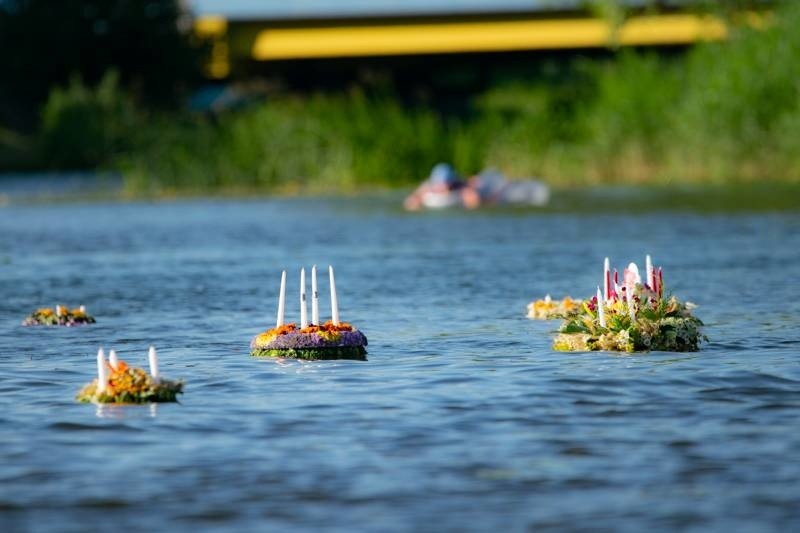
xmin=403 ymin=163 xmax=549 ymax=210
xmin=403 ymin=163 xmax=480 ymax=211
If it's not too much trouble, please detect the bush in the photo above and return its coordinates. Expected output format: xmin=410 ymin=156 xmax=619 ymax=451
xmin=40 ymin=71 xmax=137 ymax=169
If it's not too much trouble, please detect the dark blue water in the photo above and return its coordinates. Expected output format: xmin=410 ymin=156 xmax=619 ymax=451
xmin=1 ymin=199 xmax=799 ymax=532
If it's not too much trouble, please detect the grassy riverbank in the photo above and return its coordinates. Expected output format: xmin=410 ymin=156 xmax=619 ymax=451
xmin=5 ymin=3 xmax=800 ymax=194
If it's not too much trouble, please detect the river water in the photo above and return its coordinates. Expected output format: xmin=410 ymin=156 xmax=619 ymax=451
xmin=1 ymin=198 xmax=799 ymax=532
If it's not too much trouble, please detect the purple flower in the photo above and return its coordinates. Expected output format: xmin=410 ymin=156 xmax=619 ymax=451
xmin=251 ymin=329 xmax=368 ymax=350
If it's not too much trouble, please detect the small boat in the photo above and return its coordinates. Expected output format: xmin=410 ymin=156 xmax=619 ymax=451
xmin=468 ymin=169 xmax=550 ymax=208
xmin=404 ymin=164 xmax=549 ymax=210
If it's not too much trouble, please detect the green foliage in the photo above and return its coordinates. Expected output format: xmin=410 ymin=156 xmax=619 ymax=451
xmin=119 ymin=91 xmax=451 ymax=194
xmin=39 ymin=71 xmax=137 ymax=169
xmin=669 ymin=3 xmax=800 ymax=179
xmin=18 ymin=1 xmax=800 ymax=189
xmin=251 ymin=346 xmax=367 ymax=360
xmin=586 ymin=51 xmax=682 ymax=154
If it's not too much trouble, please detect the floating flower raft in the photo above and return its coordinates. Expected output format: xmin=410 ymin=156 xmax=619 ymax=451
xmin=251 ymin=322 xmax=368 ymax=360
xmin=552 ymin=256 xmax=704 ymax=353
xmin=250 ymin=265 xmax=368 ymax=360
xmin=527 ymin=295 xmax=582 ymax=320
xmin=23 ymin=305 xmax=95 ymax=326
xmin=77 ymin=347 xmax=183 ymax=404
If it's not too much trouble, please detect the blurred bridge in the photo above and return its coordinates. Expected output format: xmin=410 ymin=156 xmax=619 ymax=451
xmin=191 ymin=1 xmax=765 ymax=79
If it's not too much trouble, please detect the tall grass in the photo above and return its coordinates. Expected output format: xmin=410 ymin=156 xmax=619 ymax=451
xmin=120 ymin=91 xmax=451 ymax=194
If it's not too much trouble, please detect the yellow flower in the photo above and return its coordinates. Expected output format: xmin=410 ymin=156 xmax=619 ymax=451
xmin=255 ymin=332 xmax=278 ymax=345
xmin=528 ymin=297 xmax=582 ymax=319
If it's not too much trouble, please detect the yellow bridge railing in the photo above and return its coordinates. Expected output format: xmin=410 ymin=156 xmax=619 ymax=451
xmin=195 ymin=11 xmax=769 ymax=78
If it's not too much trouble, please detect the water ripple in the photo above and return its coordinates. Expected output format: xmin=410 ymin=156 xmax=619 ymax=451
xmin=0 ymin=201 xmax=799 ymax=530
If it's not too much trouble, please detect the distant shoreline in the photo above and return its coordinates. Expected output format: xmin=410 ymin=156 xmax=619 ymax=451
xmin=2 ymin=176 xmax=799 ymax=213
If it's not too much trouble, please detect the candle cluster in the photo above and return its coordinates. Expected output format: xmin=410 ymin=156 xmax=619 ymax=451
xmin=602 ymin=254 xmax=663 ymax=307
xmin=276 ymin=265 xmax=341 ymax=329
xmin=552 ymin=254 xmax=704 ymax=352
xmin=252 ymin=266 xmax=368 ymax=360
xmin=594 ymin=254 xmax=665 ymax=328
xmin=77 ymin=346 xmax=183 ymax=404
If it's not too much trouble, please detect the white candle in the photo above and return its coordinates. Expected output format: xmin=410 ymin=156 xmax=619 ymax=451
xmin=108 ymin=349 xmax=119 ymax=370
xmin=329 ymin=265 xmax=340 ymax=326
xmin=79 ymin=305 xmax=86 ymax=313
xmin=276 ymin=270 xmax=286 ymax=327
xmin=627 ymin=282 xmax=636 ymax=322
xmin=300 ymin=267 xmax=308 ymax=329
xmin=56 ymin=305 xmax=63 ymax=317
xmin=597 ymin=286 xmax=606 ymax=328
xmin=603 ymin=257 xmax=610 ymax=302
xmin=311 ymin=265 xmax=319 ymax=325
xmin=148 ymin=346 xmax=159 ymax=379
xmin=646 ymin=254 xmax=654 ymax=290
xmin=627 ymin=262 xmax=641 ymax=285
xmin=96 ymin=348 xmax=108 ymax=393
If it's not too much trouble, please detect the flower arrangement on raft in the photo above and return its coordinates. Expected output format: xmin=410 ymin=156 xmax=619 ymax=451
xmin=77 ymin=346 xmax=183 ymax=404
xmin=250 ymin=265 xmax=368 ymax=360
xmin=527 ymin=295 xmax=582 ymax=320
xmin=552 ymin=255 xmax=704 ymax=353
xmin=23 ymin=305 xmax=96 ymax=326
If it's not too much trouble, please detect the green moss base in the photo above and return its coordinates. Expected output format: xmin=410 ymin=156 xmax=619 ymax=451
xmin=250 ymin=346 xmax=367 ymax=361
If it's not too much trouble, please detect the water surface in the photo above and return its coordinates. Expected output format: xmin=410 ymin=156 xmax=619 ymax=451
xmin=1 ymin=199 xmax=799 ymax=532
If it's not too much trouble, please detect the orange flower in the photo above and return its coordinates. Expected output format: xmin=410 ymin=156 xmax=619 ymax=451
xmin=319 ymin=321 xmax=353 ymax=332
xmin=273 ymin=323 xmax=297 ymax=335
xmin=259 ymin=321 xmax=355 ymax=338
